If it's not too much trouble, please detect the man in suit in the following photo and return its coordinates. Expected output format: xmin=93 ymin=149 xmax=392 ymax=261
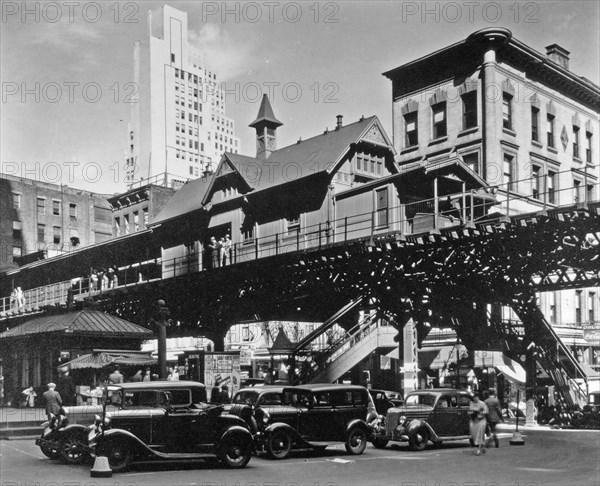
xmin=43 ymin=383 xmax=62 ymax=419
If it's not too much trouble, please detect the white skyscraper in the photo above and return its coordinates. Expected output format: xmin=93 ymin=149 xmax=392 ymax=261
xmin=126 ymin=5 xmax=240 ymax=189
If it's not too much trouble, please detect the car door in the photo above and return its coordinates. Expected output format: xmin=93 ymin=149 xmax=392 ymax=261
xmin=432 ymin=394 xmax=463 ymax=436
xmin=298 ymin=391 xmax=336 ymax=441
xmin=456 ymin=393 xmax=472 ymax=435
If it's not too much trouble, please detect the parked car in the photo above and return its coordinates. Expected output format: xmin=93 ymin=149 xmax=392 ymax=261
xmin=581 ymin=391 xmax=600 ymax=428
xmin=370 ymin=388 xmax=472 ymax=450
xmin=38 ymin=380 xmax=207 ymax=465
xmin=230 ymin=386 xmax=285 ymax=407
xmin=258 ymin=383 xmax=373 ymax=459
xmin=368 ymin=389 xmax=403 ymax=415
xmin=88 ymin=381 xmax=254 ymax=471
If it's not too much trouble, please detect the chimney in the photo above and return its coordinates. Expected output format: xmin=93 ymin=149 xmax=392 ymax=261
xmin=336 ymin=115 xmax=343 ymax=130
xmin=545 ymin=44 xmax=570 ymax=70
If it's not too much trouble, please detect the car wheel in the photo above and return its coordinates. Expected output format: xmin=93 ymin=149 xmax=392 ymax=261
xmin=371 ymin=437 xmax=389 ymax=449
xmin=58 ymin=431 xmax=88 ymax=465
xmin=39 ymin=442 xmax=59 ymax=459
xmin=220 ymin=432 xmax=252 ymax=468
xmin=266 ymin=430 xmax=292 ymax=459
xmin=409 ymin=429 xmax=429 ymax=451
xmin=345 ymin=427 xmax=367 ymax=455
xmin=100 ymin=440 xmax=132 ymax=473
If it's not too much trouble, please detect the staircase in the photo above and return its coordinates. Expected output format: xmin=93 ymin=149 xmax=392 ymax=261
xmin=481 ymin=302 xmax=588 ymax=407
xmin=511 ymin=300 xmax=588 ymax=407
xmin=308 ymin=315 xmax=397 ymax=383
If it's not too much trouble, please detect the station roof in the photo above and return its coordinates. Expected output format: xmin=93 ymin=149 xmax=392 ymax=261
xmin=0 ymin=310 xmax=153 ymax=340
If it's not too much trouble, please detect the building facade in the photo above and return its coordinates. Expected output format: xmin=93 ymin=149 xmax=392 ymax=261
xmin=108 ymin=184 xmax=176 ymax=237
xmin=126 ymin=5 xmax=241 ymax=189
xmin=0 ymin=174 xmax=112 ymax=271
xmin=383 ymin=28 xmax=600 ymax=375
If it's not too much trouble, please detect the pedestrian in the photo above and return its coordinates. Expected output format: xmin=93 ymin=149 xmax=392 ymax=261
xmin=57 ymin=370 xmax=76 ymax=406
xmin=21 ymin=385 xmax=37 ymax=408
xmin=485 ymin=388 xmax=503 ymax=448
xmin=107 ymin=266 xmax=116 ymax=289
xmin=43 ymin=383 xmax=62 ymax=420
xmin=222 ymin=234 xmax=232 ymax=265
xmin=142 ymin=368 xmax=151 ymax=381
xmin=167 ymin=367 xmax=179 ymax=381
xmin=90 ymin=269 xmax=98 ymax=291
xmin=130 ymin=370 xmax=143 ymax=382
xmin=211 ymin=386 xmax=224 ymax=403
xmin=16 ymin=287 xmax=25 ymax=309
xmin=469 ymin=394 xmax=488 ymax=455
xmin=10 ymin=288 xmax=17 ymax=310
xmin=108 ymin=367 xmax=124 ymax=384
xmin=208 ymin=236 xmax=220 ymax=268
xmin=220 ymin=385 xmax=231 ymax=404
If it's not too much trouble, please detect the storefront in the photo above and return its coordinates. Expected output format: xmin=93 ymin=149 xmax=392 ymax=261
xmin=0 ymin=310 xmax=153 ymax=406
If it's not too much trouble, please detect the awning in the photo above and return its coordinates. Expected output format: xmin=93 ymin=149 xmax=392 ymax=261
xmin=496 ymin=362 xmax=526 ymax=384
xmin=62 ymin=350 xmax=157 ymax=370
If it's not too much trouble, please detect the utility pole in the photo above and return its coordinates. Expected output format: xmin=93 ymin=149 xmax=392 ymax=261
xmin=155 ymin=299 xmax=170 ymax=380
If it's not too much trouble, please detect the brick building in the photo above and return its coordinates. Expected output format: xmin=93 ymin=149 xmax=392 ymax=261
xmin=0 ymin=174 xmax=113 ymax=272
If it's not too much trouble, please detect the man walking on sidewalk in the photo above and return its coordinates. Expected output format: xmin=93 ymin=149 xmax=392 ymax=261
xmin=485 ymin=388 xmax=503 ymax=448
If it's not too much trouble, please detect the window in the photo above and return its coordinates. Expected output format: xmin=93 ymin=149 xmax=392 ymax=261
xmin=575 ymin=290 xmax=582 ymax=324
xmin=573 ymin=179 xmax=582 ymax=203
xmin=503 ymin=153 xmax=515 ymax=191
xmin=171 ymin=53 xmax=175 ymax=63
xmin=53 ymin=226 xmax=61 ymax=244
xmin=404 ymin=112 xmax=418 ymax=147
xmin=547 ymin=114 xmax=555 ymax=148
xmin=12 ymin=220 xmax=22 ymax=240
xmin=115 ymin=217 xmax=121 ymax=237
xmin=549 ymin=292 xmax=557 ymax=324
xmin=532 ymin=165 xmax=541 ymax=200
xmin=587 ymin=184 xmax=595 ymax=202
xmin=531 ymin=107 xmax=540 ymax=142
xmin=133 ymin=211 xmax=140 ymax=231
xmin=462 ymin=152 xmax=479 ymax=175
xmin=432 ymin=102 xmax=447 ymax=139
xmin=37 ymin=223 xmax=45 ymax=243
xmin=143 ymin=207 xmax=149 ymax=228
xmin=13 ymin=245 xmax=22 ymax=258
xmin=462 ymin=91 xmax=477 ymax=130
xmin=37 ymin=197 xmax=46 ymax=214
xmin=12 ymin=193 xmax=21 ymax=210
xmin=573 ymin=125 xmax=580 ymax=159
xmin=589 ymin=292 xmax=596 ymax=323
xmin=286 ymin=214 xmax=300 ymax=235
xmin=242 ymin=224 xmax=255 ymax=243
xmin=69 ymin=203 xmax=77 ymax=219
xmin=502 ymin=93 xmax=512 ymax=130
xmin=548 ymin=171 xmax=556 ymax=204
xmin=376 ymin=188 xmax=389 ymax=227
xmin=586 ymin=132 xmax=593 ymax=163
xmin=124 ymin=214 xmax=130 ymax=234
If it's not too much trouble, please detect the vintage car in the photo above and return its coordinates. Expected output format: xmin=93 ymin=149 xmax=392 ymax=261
xmin=88 ymin=381 xmax=254 ymax=471
xmin=370 ymin=388 xmax=473 ymax=450
xmin=258 ymin=383 xmax=373 ymax=459
xmin=37 ymin=380 xmax=207 ymax=464
xmin=230 ymin=386 xmax=285 ymax=408
xmin=581 ymin=391 xmax=600 ymax=428
xmin=368 ymin=389 xmax=403 ymax=415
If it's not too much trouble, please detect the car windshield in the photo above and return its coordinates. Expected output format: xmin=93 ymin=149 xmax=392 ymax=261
xmin=233 ymin=391 xmax=258 ymax=405
xmin=405 ymin=393 xmax=436 ymax=407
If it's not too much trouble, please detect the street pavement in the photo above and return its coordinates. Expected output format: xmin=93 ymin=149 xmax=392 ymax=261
xmin=1 ymin=425 xmax=598 ymax=486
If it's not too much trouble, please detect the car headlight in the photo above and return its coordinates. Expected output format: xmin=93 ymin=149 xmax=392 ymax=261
xmin=399 ymin=415 xmax=407 ymax=425
xmin=262 ymin=410 xmax=270 ymax=424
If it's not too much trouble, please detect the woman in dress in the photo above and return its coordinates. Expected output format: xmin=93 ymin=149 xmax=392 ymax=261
xmin=469 ymin=393 xmax=488 ymax=455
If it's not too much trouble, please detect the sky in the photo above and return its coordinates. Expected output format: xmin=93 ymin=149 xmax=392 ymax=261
xmin=1 ymin=0 xmax=599 ymax=194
